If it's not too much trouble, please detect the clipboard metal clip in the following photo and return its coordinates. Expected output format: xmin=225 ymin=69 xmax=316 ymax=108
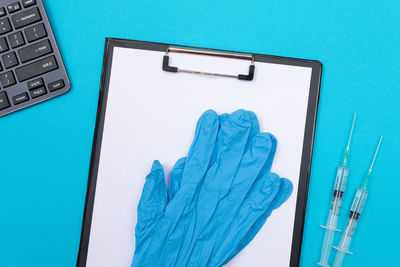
xmin=163 ymin=47 xmax=255 ymax=81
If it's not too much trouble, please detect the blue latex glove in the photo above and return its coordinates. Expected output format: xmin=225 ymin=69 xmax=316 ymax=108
xmin=132 ymin=110 xmax=293 ymax=267
xmin=160 ymin=111 xmax=293 ymax=266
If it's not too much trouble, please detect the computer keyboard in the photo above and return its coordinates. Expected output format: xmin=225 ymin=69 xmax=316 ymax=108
xmin=0 ymin=0 xmax=70 ymax=117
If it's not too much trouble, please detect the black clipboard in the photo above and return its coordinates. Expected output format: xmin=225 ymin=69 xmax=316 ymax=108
xmin=77 ymin=38 xmax=322 ymax=267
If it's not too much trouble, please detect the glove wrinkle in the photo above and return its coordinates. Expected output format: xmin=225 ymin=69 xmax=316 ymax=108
xmin=169 ymin=157 xmax=186 ymax=202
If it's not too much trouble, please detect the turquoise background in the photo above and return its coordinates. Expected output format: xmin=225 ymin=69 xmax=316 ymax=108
xmin=0 ymin=0 xmax=399 ymax=266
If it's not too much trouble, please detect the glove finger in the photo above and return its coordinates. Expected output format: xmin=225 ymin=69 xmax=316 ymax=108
xmin=268 ymin=177 xmax=293 ymax=210
xmin=245 ymin=111 xmax=261 ymax=147
xmin=209 ymin=112 xmax=259 ymax=168
xmin=221 ymin=177 xmax=292 ymax=266
xmin=135 ymin=160 xmax=167 ymax=246
xmin=243 ymin=111 xmax=276 ymax=177
xmin=181 ymin=110 xmax=219 ymax=187
xmin=204 ymin=109 xmax=254 ymax=196
xmin=168 ymin=157 xmax=186 ymax=202
xmin=209 ymin=113 xmax=229 ymax=167
xmin=228 ymin=132 xmax=274 ymax=199
xmin=209 ymin=172 xmax=283 ymax=266
xmin=224 ymin=177 xmax=293 ymax=265
xmin=144 ymin=111 xmax=219 ymax=264
xmin=218 ymin=113 xmax=229 ymax=126
xmin=258 ymin=132 xmax=277 ymax=176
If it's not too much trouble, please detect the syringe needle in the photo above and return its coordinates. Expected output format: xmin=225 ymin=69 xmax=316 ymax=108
xmin=360 ymin=136 xmax=383 ymax=190
xmin=318 ymin=114 xmax=356 ymax=266
xmin=342 ymin=113 xmax=356 ymax=167
xmin=369 ymin=136 xmax=383 ymax=171
xmin=347 ymin=113 xmax=357 ymax=149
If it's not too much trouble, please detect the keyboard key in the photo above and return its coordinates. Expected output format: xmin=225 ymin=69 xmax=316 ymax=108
xmin=25 ymin=23 xmax=47 ymax=42
xmin=0 ymin=91 xmax=10 ymax=110
xmin=0 ymin=71 xmax=16 ymax=87
xmin=16 ymin=56 xmax=58 ymax=82
xmin=27 ymin=78 xmax=43 ymax=90
xmin=48 ymin=79 xmax=64 ymax=92
xmin=0 ymin=8 xmax=6 ymax=17
xmin=7 ymin=2 xmax=22 ymax=14
xmin=0 ymin=18 xmax=12 ymax=35
xmin=18 ymin=39 xmax=52 ymax=63
xmin=8 ymin=32 xmax=25 ymax=48
xmin=11 ymin=7 xmax=41 ymax=29
xmin=30 ymin=86 xmax=46 ymax=98
xmin=22 ymin=0 xmax=37 ymax=8
xmin=2 ymin=52 xmax=19 ymax=69
xmin=12 ymin=92 xmax=29 ymax=105
xmin=0 ymin=37 xmax=9 ymax=53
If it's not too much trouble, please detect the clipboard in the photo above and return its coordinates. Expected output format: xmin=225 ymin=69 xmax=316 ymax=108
xmin=77 ymin=38 xmax=322 ymax=267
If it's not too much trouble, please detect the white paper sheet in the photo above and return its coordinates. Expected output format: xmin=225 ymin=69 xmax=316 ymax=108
xmin=86 ymin=47 xmax=312 ymax=267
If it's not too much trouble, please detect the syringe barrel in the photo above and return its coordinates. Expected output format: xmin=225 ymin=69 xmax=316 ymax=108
xmin=318 ymin=229 xmax=335 ymax=266
xmin=338 ymin=188 xmax=368 ymax=252
xmin=350 ymin=188 xmax=368 ymax=216
xmin=333 ymin=251 xmax=345 ymax=267
xmin=326 ymin=166 xmax=349 ymax=228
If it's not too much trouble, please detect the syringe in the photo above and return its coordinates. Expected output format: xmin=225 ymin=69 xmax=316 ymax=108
xmin=317 ymin=114 xmax=356 ymax=267
xmin=332 ymin=136 xmax=383 ymax=267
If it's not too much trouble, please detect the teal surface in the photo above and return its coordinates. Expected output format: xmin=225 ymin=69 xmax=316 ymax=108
xmin=0 ymin=1 xmax=398 ymax=266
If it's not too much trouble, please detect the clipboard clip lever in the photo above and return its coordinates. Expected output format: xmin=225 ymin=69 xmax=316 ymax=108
xmin=163 ymin=47 xmax=255 ymax=81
